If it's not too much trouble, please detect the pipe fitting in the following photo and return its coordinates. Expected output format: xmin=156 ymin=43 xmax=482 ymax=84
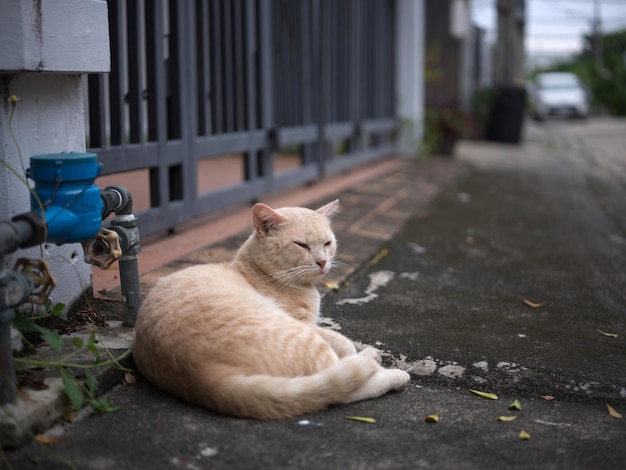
xmin=102 ymin=185 xmax=134 ymax=217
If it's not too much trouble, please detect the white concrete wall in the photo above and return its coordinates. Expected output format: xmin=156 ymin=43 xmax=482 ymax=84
xmin=0 ymin=0 xmax=109 ymax=313
xmin=395 ymin=0 xmax=425 ymax=156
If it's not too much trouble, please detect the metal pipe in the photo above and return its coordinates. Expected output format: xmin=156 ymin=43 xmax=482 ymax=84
xmin=101 ymin=186 xmax=141 ymax=326
xmin=0 ymin=212 xmax=47 ymax=404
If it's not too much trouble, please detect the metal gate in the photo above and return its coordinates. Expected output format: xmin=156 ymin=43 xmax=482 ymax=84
xmin=86 ymin=0 xmax=397 ymax=237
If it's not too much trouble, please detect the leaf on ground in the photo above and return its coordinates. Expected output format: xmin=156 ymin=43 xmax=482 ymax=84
xmin=523 ymin=299 xmax=545 ymax=308
xmin=540 ymin=395 xmax=555 ymax=401
xmin=322 ymin=281 xmax=340 ymax=290
xmin=425 ymin=412 xmax=439 ymax=423
xmin=370 ymin=248 xmax=390 ymax=266
xmin=508 ymin=399 xmax=522 ymax=410
xmin=607 ymin=403 xmax=622 ymax=419
xmin=123 ymin=373 xmax=137 ymax=384
xmin=35 ymin=434 xmax=58 ymax=445
xmin=63 ymin=411 xmax=77 ymax=423
xmin=345 ymin=416 xmax=376 ymax=424
xmin=598 ymin=330 xmax=618 ymax=338
xmin=519 ymin=429 xmax=531 ymax=440
xmin=497 ymin=415 xmax=518 ymax=422
xmin=468 ymin=389 xmax=498 ymax=400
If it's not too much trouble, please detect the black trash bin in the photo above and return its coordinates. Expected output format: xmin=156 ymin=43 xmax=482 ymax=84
xmin=486 ymin=85 xmax=526 ymax=144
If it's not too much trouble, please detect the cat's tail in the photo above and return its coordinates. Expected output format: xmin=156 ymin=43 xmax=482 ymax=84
xmin=205 ymin=348 xmax=410 ymax=419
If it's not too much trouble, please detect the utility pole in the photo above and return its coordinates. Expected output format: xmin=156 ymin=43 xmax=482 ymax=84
xmin=494 ymin=0 xmax=525 ymax=86
xmin=592 ymin=0 xmax=609 ymax=77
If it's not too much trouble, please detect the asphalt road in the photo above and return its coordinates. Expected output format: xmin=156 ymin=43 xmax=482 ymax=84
xmin=5 ymin=118 xmax=626 ymax=469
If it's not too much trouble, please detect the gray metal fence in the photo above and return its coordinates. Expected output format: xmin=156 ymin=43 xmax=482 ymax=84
xmin=87 ymin=0 xmax=397 ymax=237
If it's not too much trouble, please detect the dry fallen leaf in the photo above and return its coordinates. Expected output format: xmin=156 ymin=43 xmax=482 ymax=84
xmin=607 ymin=403 xmax=622 ymax=419
xmin=370 ymin=248 xmax=390 ymax=266
xmin=425 ymin=412 xmax=439 ymax=423
xmin=497 ymin=415 xmax=518 ymax=422
xmin=523 ymin=299 xmax=545 ymax=308
xmin=468 ymin=389 xmax=498 ymax=400
xmin=124 ymin=373 xmax=137 ymax=384
xmin=519 ymin=429 xmax=531 ymax=440
xmin=345 ymin=416 xmax=376 ymax=424
xmin=540 ymin=395 xmax=555 ymax=401
xmin=508 ymin=399 xmax=522 ymax=411
xmin=63 ymin=411 xmax=77 ymax=423
xmin=35 ymin=434 xmax=58 ymax=445
xmin=598 ymin=330 xmax=618 ymax=338
xmin=322 ymin=281 xmax=340 ymax=290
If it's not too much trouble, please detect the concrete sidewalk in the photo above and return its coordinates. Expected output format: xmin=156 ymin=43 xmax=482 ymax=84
xmin=4 ymin=119 xmax=626 ymax=469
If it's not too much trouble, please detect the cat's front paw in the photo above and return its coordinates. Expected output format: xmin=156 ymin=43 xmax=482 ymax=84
xmin=387 ymin=369 xmax=411 ymax=390
xmin=358 ymin=346 xmax=383 ymax=364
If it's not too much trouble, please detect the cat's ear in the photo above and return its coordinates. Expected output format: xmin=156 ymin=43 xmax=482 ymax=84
xmin=252 ymin=203 xmax=287 ymax=237
xmin=316 ymin=199 xmax=340 ymax=219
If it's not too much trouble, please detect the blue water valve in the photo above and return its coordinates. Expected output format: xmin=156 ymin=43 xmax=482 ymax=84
xmin=26 ymin=152 xmax=104 ymax=245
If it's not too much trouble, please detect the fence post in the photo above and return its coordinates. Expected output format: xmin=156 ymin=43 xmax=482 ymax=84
xmin=395 ymin=0 xmax=425 ymax=156
xmin=0 ymin=0 xmax=110 ymax=316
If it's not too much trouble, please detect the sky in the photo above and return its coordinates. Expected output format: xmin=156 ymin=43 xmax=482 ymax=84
xmin=470 ymin=0 xmax=626 ymax=59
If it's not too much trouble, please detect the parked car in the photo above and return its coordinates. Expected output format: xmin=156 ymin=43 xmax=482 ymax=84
xmin=528 ymin=72 xmax=589 ymax=120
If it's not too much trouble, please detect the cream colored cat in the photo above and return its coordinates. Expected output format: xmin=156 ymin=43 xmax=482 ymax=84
xmin=133 ymin=200 xmax=410 ymax=419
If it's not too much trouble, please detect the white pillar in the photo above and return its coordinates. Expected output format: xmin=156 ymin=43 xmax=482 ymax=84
xmin=0 ymin=0 xmax=110 ymax=312
xmin=395 ymin=0 xmax=425 ymax=156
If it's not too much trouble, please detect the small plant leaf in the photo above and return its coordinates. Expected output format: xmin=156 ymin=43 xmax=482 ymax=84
xmin=34 ymin=325 xmax=64 ymax=353
xmin=607 ymin=403 xmax=622 ymax=419
xmin=85 ymin=369 xmax=98 ymax=394
xmin=497 ymin=415 xmax=518 ymax=422
xmin=468 ymin=389 xmax=498 ymax=400
xmin=519 ymin=429 xmax=531 ymax=440
xmin=71 ymin=337 xmax=84 ymax=349
xmin=345 ymin=416 xmax=376 ymax=424
xmin=508 ymin=399 xmax=522 ymax=410
xmin=598 ymin=330 xmax=618 ymax=338
xmin=91 ymin=397 xmax=121 ymax=413
xmin=523 ymin=299 xmax=545 ymax=308
xmin=60 ymin=369 xmax=84 ymax=411
xmin=49 ymin=302 xmax=66 ymax=318
xmin=11 ymin=314 xmax=40 ymax=333
xmin=425 ymin=412 xmax=439 ymax=423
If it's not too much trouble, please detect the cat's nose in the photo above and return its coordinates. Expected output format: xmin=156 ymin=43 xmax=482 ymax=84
xmin=316 ymin=260 xmax=327 ymax=270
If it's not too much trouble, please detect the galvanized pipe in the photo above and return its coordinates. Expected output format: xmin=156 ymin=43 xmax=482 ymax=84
xmin=0 ymin=213 xmax=46 ymax=404
xmin=100 ymin=186 xmax=141 ymax=326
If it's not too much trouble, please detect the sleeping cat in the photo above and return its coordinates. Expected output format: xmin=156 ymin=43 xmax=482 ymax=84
xmin=133 ymin=200 xmax=410 ymax=419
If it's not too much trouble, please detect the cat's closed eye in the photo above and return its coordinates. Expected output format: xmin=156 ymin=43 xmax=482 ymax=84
xmin=294 ymin=241 xmax=310 ymax=250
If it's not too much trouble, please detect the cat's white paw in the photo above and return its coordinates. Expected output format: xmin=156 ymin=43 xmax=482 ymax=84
xmin=358 ymin=346 xmax=383 ymax=364
xmin=387 ymin=369 xmax=411 ymax=390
